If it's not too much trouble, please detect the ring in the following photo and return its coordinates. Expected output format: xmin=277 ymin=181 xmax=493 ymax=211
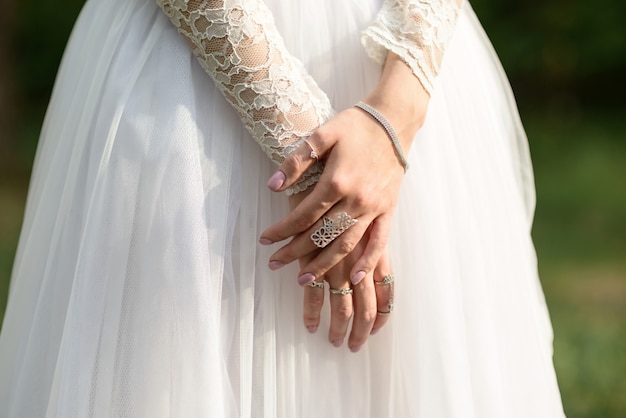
xmin=375 ymin=274 xmax=394 ymax=285
xmin=310 ymin=212 xmax=358 ymax=248
xmin=304 ymin=139 xmax=319 ymax=162
xmin=307 ymin=281 xmax=324 ymax=289
xmin=329 ymin=287 xmax=353 ymax=296
xmin=377 ymin=300 xmax=394 ymax=315
xmin=376 ymin=273 xmax=394 ymax=314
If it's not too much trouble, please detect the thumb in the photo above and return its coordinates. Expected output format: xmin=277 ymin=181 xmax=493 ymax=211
xmin=267 ymin=132 xmax=330 ymax=192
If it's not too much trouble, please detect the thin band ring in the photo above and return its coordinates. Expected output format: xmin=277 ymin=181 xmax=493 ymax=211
xmin=303 ymin=139 xmax=319 ymax=162
xmin=329 ymin=287 xmax=353 ymax=296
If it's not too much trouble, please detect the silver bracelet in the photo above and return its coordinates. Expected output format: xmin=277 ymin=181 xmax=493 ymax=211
xmin=354 ymin=101 xmax=409 ymax=172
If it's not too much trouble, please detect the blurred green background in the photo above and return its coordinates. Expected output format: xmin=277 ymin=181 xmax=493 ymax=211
xmin=0 ymin=0 xmax=624 ymax=416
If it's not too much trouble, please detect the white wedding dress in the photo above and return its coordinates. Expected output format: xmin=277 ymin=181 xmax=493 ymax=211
xmin=0 ymin=0 xmax=565 ymax=417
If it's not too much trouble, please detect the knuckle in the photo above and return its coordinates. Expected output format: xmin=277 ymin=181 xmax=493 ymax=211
xmin=282 ymin=154 xmax=304 ymax=175
xmin=338 ymin=238 xmax=357 ymax=255
xmin=335 ymin=304 xmax=353 ymax=321
xmin=352 ymin=192 xmax=370 ymax=209
xmin=294 ymin=214 xmax=313 ymax=231
xmin=325 ymin=177 xmax=346 ymax=197
xmin=305 ymin=294 xmax=324 ymax=311
xmin=359 ymin=307 xmax=377 ymax=324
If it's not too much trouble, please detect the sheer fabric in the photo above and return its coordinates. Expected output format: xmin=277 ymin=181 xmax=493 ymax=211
xmin=363 ymin=0 xmax=463 ymax=94
xmin=156 ymin=0 xmax=334 ymax=193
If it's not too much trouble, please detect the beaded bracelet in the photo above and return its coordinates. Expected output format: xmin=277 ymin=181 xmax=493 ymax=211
xmin=354 ymin=101 xmax=409 ymax=172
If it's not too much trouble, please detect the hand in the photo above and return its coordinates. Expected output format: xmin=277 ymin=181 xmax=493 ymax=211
xmin=288 ymin=183 xmax=394 ymax=352
xmin=260 ymin=54 xmax=430 ymax=286
xmin=303 ymin=240 xmax=396 ymax=352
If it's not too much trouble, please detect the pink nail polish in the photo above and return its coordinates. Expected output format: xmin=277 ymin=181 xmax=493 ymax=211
xmin=351 ymin=270 xmax=366 ymax=285
xmin=307 ymin=326 xmax=318 ymax=334
xmin=298 ymin=273 xmax=315 ymax=286
xmin=267 ymin=171 xmax=286 ymax=191
xmin=331 ymin=338 xmax=344 ymax=348
xmin=259 ymin=237 xmax=273 ymax=245
xmin=269 ymin=260 xmax=285 ymax=270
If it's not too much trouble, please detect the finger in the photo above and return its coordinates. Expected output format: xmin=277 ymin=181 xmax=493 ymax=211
xmin=296 ymin=216 xmax=373 ymax=285
xmin=371 ymin=252 xmax=394 ymax=335
xmin=326 ymin=277 xmax=354 ymax=348
xmin=349 ymin=214 xmax=392 ymax=285
xmin=260 ymin=187 xmax=338 ymax=245
xmin=269 ymin=130 xmax=335 ymax=192
xmin=303 ymin=279 xmax=325 ymax=334
xmin=347 ymin=271 xmax=377 ymax=352
xmin=269 ymin=212 xmax=372 ymax=282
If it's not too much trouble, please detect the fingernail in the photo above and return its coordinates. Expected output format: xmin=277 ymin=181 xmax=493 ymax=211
xmin=370 ymin=328 xmax=380 ymax=335
xmin=351 ymin=270 xmax=366 ymax=285
xmin=298 ymin=273 xmax=316 ymax=286
xmin=331 ymin=338 xmax=344 ymax=348
xmin=267 ymin=171 xmax=286 ymax=191
xmin=349 ymin=344 xmax=362 ymax=353
xmin=259 ymin=237 xmax=273 ymax=245
xmin=269 ymin=260 xmax=285 ymax=270
xmin=307 ymin=326 xmax=318 ymax=334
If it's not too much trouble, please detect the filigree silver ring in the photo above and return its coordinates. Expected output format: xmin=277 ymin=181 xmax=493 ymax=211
xmin=310 ymin=212 xmax=358 ymax=248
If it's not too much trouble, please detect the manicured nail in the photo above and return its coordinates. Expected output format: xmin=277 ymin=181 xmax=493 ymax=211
xmin=269 ymin=260 xmax=285 ymax=270
xmin=259 ymin=237 xmax=273 ymax=245
xmin=307 ymin=326 xmax=318 ymax=334
xmin=267 ymin=171 xmax=286 ymax=191
xmin=331 ymin=338 xmax=344 ymax=348
xmin=298 ymin=273 xmax=316 ymax=286
xmin=351 ymin=270 xmax=366 ymax=285
xmin=349 ymin=344 xmax=362 ymax=353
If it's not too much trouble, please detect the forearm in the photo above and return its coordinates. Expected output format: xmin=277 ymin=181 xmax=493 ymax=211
xmin=363 ymin=53 xmax=430 ymax=153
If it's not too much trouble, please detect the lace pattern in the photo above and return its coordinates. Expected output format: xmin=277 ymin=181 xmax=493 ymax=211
xmin=155 ymin=0 xmax=333 ymax=194
xmin=362 ymin=0 xmax=463 ymax=95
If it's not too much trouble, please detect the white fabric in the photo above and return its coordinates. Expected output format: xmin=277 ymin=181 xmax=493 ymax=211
xmin=155 ymin=0 xmax=333 ymax=194
xmin=362 ymin=0 xmax=462 ymax=94
xmin=0 ymin=0 xmax=565 ymax=417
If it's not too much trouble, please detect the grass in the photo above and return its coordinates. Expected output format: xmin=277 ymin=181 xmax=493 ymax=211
xmin=525 ymin=108 xmax=626 ymax=417
xmin=0 ymin=109 xmax=624 ymax=417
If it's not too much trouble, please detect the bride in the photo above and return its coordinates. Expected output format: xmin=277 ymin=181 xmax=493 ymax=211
xmin=0 ymin=0 xmax=565 ymax=416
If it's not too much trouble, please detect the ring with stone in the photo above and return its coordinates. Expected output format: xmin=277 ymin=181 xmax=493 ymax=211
xmin=304 ymin=139 xmax=319 ymax=162
xmin=307 ymin=281 xmax=324 ymax=289
xmin=375 ymin=274 xmax=394 ymax=286
xmin=329 ymin=287 xmax=353 ymax=296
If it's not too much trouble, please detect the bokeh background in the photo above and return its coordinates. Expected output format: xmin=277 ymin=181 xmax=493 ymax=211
xmin=0 ymin=0 xmax=624 ymax=416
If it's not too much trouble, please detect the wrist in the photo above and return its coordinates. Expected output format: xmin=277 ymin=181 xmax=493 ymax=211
xmin=364 ymin=53 xmax=430 ymax=151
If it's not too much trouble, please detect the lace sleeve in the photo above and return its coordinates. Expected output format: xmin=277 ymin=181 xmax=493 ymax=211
xmin=155 ymin=0 xmax=333 ymax=194
xmin=362 ymin=0 xmax=463 ymax=95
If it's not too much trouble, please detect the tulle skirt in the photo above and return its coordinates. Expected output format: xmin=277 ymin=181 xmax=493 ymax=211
xmin=0 ymin=0 xmax=565 ymax=416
